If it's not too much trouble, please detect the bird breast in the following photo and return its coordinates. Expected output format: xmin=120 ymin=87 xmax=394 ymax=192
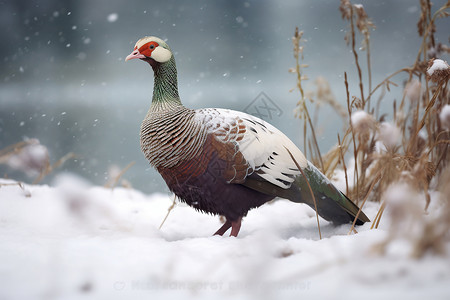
xmin=140 ymin=106 xmax=207 ymax=169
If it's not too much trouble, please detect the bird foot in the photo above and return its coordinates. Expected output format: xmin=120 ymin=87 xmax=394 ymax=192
xmin=213 ymin=217 xmax=242 ymax=237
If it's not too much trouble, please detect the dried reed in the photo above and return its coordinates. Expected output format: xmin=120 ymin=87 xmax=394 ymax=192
xmin=294 ymin=0 xmax=449 ymax=256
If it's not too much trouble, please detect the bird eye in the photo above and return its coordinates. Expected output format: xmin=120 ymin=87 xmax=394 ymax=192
xmin=149 ymin=44 xmax=155 ymax=49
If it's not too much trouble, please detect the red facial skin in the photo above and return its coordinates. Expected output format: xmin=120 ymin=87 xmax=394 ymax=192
xmin=125 ymin=41 xmax=159 ymax=61
xmin=137 ymin=41 xmax=159 ymax=57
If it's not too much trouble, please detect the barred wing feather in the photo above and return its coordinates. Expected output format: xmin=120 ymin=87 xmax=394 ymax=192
xmin=195 ymin=108 xmax=308 ymax=188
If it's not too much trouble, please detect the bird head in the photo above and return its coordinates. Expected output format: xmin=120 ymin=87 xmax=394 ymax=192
xmin=125 ymin=36 xmax=172 ymax=65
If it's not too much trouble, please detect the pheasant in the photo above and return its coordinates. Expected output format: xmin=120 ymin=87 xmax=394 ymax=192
xmin=125 ymin=36 xmax=370 ymax=237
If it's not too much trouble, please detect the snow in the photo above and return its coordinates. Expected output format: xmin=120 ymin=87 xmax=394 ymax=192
xmin=404 ymin=79 xmax=421 ymax=103
xmin=440 ymin=104 xmax=450 ymax=130
xmin=377 ymin=122 xmax=400 ymax=148
xmin=107 ymin=13 xmax=118 ymax=23
xmin=351 ymin=110 xmax=369 ymax=127
xmin=418 ymin=128 xmax=428 ymax=141
xmin=427 ymin=59 xmax=449 ymax=76
xmin=351 ymin=110 xmax=375 ymax=134
xmin=1 ymin=177 xmax=449 ymax=300
xmin=5 ymin=139 xmax=49 ymax=177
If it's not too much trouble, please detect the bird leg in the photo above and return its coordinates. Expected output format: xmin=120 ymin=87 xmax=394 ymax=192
xmin=213 ymin=220 xmax=232 ymax=236
xmin=229 ymin=217 xmax=242 ymax=237
xmin=213 ymin=217 xmax=242 ymax=237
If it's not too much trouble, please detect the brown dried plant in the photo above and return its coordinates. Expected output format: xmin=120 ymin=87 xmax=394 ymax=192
xmin=310 ymin=77 xmax=347 ymax=124
xmin=339 ymin=0 xmax=375 ymax=110
xmin=291 ymin=27 xmax=324 ymax=170
xmin=295 ymin=0 xmax=450 ymax=257
xmin=0 ymin=139 xmax=75 ymax=185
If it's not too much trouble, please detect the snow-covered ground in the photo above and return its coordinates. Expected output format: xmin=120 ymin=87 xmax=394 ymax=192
xmin=0 ymin=176 xmax=449 ymax=300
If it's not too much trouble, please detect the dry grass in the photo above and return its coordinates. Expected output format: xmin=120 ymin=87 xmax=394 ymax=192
xmin=0 ymin=140 xmax=137 ymax=190
xmin=293 ymin=0 xmax=450 ymax=257
xmin=0 ymin=181 xmax=31 ymax=197
xmin=104 ymin=161 xmax=136 ymax=190
xmin=0 ymin=139 xmax=75 ymax=185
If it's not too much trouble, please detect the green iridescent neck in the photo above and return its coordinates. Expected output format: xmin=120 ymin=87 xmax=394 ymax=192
xmin=151 ymin=56 xmax=182 ymax=107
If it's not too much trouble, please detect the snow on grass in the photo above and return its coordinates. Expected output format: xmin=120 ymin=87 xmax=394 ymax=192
xmin=377 ymin=121 xmax=401 ymax=149
xmin=0 ymin=177 xmax=449 ymax=300
xmin=5 ymin=139 xmax=49 ymax=177
xmin=351 ymin=110 xmax=375 ymax=135
xmin=427 ymin=59 xmax=450 ymax=83
xmin=404 ymin=79 xmax=421 ymax=103
xmin=350 ymin=110 xmax=369 ymax=127
xmin=440 ymin=104 xmax=450 ymax=130
xmin=426 ymin=59 xmax=449 ymax=76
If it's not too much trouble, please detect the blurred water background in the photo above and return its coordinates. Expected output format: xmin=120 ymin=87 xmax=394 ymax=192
xmin=0 ymin=0 xmax=448 ymax=193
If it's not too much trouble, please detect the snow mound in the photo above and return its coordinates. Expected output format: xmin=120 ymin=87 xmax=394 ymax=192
xmin=0 ymin=179 xmax=449 ymax=300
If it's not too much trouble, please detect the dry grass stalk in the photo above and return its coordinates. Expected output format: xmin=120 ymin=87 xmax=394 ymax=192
xmin=33 ymin=152 xmax=76 ymax=184
xmin=348 ymin=169 xmax=381 ymax=234
xmin=0 ymin=141 xmax=30 ymax=160
xmin=337 ymin=134 xmax=349 ymax=196
xmin=0 ymin=181 xmax=31 ymax=197
xmin=340 ymin=1 xmax=372 ymax=108
xmin=293 ymin=1 xmax=449 ymax=253
xmin=310 ymin=77 xmax=347 ymax=123
xmin=104 ymin=161 xmax=136 ymax=189
xmin=286 ymin=148 xmax=321 ymax=240
xmin=344 ymin=72 xmax=360 ymax=202
xmin=291 ymin=27 xmax=324 ymax=170
xmin=0 ymin=139 xmax=75 ymax=184
xmin=321 ymin=132 xmax=350 ymax=179
xmin=0 ymin=140 xmax=48 ymax=174
xmin=339 ymin=0 xmax=448 ymax=206
xmin=159 ymin=194 xmax=177 ymax=230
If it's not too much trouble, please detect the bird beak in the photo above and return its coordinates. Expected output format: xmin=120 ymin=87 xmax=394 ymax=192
xmin=125 ymin=49 xmax=146 ymax=61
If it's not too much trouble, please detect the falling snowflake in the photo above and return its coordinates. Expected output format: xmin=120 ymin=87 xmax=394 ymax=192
xmin=107 ymin=13 xmax=118 ymax=23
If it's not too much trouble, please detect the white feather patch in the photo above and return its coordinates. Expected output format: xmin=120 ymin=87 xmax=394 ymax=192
xmin=195 ymin=108 xmax=308 ymax=189
xmin=151 ymin=46 xmax=172 ymax=63
xmin=135 ymin=36 xmax=164 ymax=49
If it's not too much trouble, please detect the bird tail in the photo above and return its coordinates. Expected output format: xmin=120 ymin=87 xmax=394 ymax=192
xmin=289 ymin=162 xmax=370 ymax=225
xmin=243 ymin=160 xmax=370 ymax=225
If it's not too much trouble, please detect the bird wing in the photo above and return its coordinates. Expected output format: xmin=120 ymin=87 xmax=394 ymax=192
xmin=194 ymin=108 xmax=370 ymax=224
xmin=194 ymin=108 xmax=307 ymax=188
